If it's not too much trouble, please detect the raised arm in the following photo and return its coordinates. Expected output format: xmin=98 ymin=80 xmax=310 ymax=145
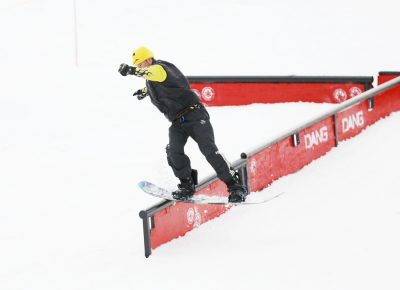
xmin=118 ymin=63 xmax=167 ymax=82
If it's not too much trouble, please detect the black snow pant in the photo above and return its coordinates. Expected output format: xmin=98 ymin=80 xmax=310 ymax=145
xmin=166 ymin=106 xmax=234 ymax=184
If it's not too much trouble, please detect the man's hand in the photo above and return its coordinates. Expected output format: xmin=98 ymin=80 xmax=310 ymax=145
xmin=133 ymin=88 xmax=148 ymax=100
xmin=118 ymin=63 xmax=136 ymax=76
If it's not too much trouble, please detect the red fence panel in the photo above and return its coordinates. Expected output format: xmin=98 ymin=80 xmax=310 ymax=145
xmin=378 ymin=72 xmax=400 ymax=112
xmin=188 ymin=76 xmax=372 ymax=106
xmin=337 ymin=101 xmax=370 ymax=141
xmin=151 ymin=201 xmax=229 ymax=249
xmin=249 ymin=117 xmax=336 ymax=192
xmin=150 ymin=179 xmax=229 ymax=250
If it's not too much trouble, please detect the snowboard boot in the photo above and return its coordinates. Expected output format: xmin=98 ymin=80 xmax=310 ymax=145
xmin=172 ymin=170 xmax=198 ymax=201
xmin=226 ymin=173 xmax=248 ymax=203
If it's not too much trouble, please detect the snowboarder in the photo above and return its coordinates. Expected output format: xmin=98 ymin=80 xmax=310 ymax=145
xmin=119 ymin=46 xmax=247 ymax=203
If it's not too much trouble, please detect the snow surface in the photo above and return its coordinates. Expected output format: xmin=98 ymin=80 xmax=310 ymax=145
xmin=1 ymin=0 xmax=400 ymax=289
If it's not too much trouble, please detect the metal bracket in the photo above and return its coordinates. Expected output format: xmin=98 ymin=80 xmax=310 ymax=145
xmin=239 ymin=153 xmax=250 ymax=192
xmin=292 ymin=133 xmax=300 ymax=147
xmin=333 ymin=114 xmax=339 ymax=147
xmin=368 ymin=97 xmax=375 ymax=111
xmin=139 ymin=211 xmax=152 ymax=258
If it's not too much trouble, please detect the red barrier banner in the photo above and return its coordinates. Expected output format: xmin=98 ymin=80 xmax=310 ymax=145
xmin=378 ymin=72 xmax=400 ymax=113
xmin=337 ymin=101 xmax=370 ymax=141
xmin=249 ymin=117 xmax=336 ymax=192
xmin=150 ymin=180 xmax=229 ymax=249
xmin=151 ymin=201 xmax=230 ymax=249
xmin=188 ymin=77 xmax=372 ymax=106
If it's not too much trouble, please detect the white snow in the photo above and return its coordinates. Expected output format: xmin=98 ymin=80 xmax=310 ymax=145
xmin=1 ymin=0 xmax=399 ymax=289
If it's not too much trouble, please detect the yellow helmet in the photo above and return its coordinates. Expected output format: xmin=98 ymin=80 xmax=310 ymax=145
xmin=132 ymin=46 xmax=154 ymax=65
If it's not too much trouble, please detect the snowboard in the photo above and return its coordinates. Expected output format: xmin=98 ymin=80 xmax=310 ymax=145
xmin=138 ymin=180 xmax=283 ymax=205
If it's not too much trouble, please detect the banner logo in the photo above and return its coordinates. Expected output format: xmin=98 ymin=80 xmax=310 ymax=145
xmin=250 ymin=159 xmax=257 ymax=174
xmin=349 ymin=87 xmax=362 ymax=98
xmin=187 ymin=207 xmax=202 ymax=228
xmin=304 ymin=126 xmax=329 ymax=149
xmin=201 ymin=87 xmax=215 ymax=101
xmin=333 ymin=88 xmax=347 ymax=103
xmin=342 ymin=111 xmax=364 ymax=133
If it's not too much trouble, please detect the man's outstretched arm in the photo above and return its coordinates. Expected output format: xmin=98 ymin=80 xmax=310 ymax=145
xmin=118 ymin=63 xmax=167 ymax=82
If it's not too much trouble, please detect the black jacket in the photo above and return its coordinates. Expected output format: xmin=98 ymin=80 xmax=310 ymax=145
xmin=146 ymin=60 xmax=200 ymax=122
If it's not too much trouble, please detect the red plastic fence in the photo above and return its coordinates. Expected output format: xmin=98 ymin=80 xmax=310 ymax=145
xmin=150 ymin=180 xmax=228 ymax=249
xmin=188 ymin=77 xmax=372 ymax=106
xmin=377 ymin=72 xmax=400 ymax=116
xmin=249 ymin=118 xmax=336 ymax=192
xmin=144 ymin=73 xmax=399 ymax=255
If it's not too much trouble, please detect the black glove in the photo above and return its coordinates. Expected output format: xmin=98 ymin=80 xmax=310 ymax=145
xmin=133 ymin=88 xmax=148 ymax=100
xmin=118 ymin=63 xmax=136 ymax=76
